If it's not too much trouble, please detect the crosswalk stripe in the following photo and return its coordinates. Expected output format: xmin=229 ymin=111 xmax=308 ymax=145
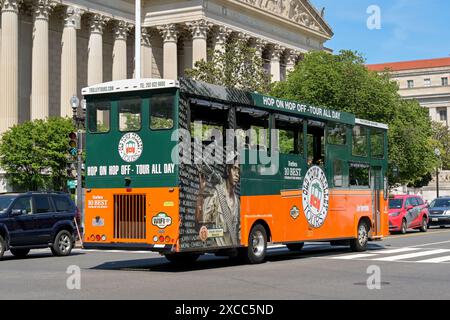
xmin=331 ymin=253 xmax=378 ymax=260
xmin=416 ymin=256 xmax=450 ymax=264
xmin=377 ymin=248 xmax=421 ymax=254
xmin=376 ymin=249 xmax=450 ymax=262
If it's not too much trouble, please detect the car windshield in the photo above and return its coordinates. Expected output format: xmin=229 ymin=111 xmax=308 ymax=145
xmin=389 ymin=199 xmax=403 ymax=209
xmin=430 ymin=199 xmax=450 ymax=208
xmin=0 ymin=196 xmax=15 ymax=214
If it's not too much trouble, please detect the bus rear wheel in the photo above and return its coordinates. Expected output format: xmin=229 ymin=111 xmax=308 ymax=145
xmin=164 ymin=253 xmax=200 ymax=265
xmin=350 ymin=221 xmax=370 ymax=252
xmin=241 ymin=224 xmax=267 ymax=264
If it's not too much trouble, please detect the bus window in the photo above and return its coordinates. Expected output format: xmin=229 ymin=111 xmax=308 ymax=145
xmin=327 ymin=123 xmax=346 ymax=145
xmin=275 ymin=115 xmax=303 ymax=155
xmin=307 ymin=120 xmax=325 ymax=166
xmin=150 ymin=94 xmax=174 ymax=130
xmin=87 ymin=101 xmax=110 ymax=133
xmin=119 ymin=97 xmax=141 ymax=132
xmin=236 ymin=107 xmax=269 ymax=150
xmin=333 ymin=160 xmax=348 ymax=187
xmin=352 ymin=125 xmax=368 ymax=157
xmin=349 ymin=164 xmax=370 ymax=187
xmin=190 ymin=103 xmax=227 ymax=144
xmin=371 ymin=128 xmax=385 ymax=159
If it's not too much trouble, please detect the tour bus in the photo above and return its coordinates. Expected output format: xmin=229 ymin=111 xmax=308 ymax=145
xmin=82 ymin=78 xmax=389 ymax=264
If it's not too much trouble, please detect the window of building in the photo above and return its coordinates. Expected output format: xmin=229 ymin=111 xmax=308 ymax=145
xmin=437 ymin=108 xmax=448 ymax=122
xmin=407 ymin=80 xmax=414 ymax=89
xmin=424 ymin=78 xmax=431 ymax=87
xmin=352 ymin=125 xmax=368 ymax=157
xmin=119 ymin=97 xmax=141 ymax=132
xmin=442 ymin=77 xmax=449 ymax=86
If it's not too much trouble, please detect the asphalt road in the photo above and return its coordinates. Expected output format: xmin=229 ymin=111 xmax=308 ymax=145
xmin=1 ymin=227 xmax=450 ymax=300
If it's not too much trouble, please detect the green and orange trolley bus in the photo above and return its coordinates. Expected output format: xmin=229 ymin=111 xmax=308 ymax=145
xmin=82 ymin=78 xmax=389 ymax=264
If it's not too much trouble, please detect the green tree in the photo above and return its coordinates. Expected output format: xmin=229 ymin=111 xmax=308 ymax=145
xmin=432 ymin=121 xmax=450 ymax=170
xmin=185 ymin=39 xmax=271 ymax=94
xmin=272 ymin=50 xmax=438 ymax=186
xmin=0 ymin=118 xmax=75 ymax=191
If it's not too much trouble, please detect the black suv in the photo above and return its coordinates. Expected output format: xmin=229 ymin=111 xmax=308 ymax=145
xmin=0 ymin=192 xmax=80 ymax=259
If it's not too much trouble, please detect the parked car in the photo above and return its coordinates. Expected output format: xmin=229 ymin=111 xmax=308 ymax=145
xmin=0 ymin=192 xmax=80 ymax=260
xmin=388 ymin=195 xmax=429 ymax=234
xmin=428 ymin=197 xmax=450 ymax=228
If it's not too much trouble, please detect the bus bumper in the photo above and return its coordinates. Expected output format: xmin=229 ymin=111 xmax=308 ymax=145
xmin=83 ymin=242 xmax=174 ymax=253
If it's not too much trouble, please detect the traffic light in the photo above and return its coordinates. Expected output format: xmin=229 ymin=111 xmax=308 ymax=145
xmin=68 ymin=132 xmax=78 ymax=157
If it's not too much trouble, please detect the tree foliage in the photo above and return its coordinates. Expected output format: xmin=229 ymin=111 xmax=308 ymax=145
xmin=185 ymin=39 xmax=271 ymax=94
xmin=0 ymin=118 xmax=75 ymax=191
xmin=432 ymin=121 xmax=450 ymax=170
xmin=272 ymin=50 xmax=438 ymax=186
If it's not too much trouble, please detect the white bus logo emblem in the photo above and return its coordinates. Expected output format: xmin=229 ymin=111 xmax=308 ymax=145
xmin=302 ymin=166 xmax=329 ymax=228
xmin=118 ymin=133 xmax=143 ymax=163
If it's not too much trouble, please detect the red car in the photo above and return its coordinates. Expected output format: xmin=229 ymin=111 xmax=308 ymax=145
xmin=389 ymin=195 xmax=429 ymax=234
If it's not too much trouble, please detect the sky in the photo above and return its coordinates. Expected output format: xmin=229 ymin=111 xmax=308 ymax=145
xmin=310 ymin=0 xmax=450 ymax=64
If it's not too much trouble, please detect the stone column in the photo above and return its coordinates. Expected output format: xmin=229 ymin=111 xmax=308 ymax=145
xmin=186 ymin=19 xmax=208 ymax=65
xmin=211 ymin=26 xmax=231 ymax=56
xmin=60 ymin=6 xmax=81 ymax=118
xmin=183 ymin=34 xmax=193 ymax=72
xmin=447 ymin=107 xmax=450 ymax=127
xmin=252 ymin=38 xmax=267 ymax=59
xmin=285 ymin=49 xmax=298 ymax=74
xmin=159 ymin=24 xmax=178 ymax=80
xmin=31 ymin=0 xmax=56 ymax=120
xmin=112 ymin=20 xmax=129 ymax=81
xmin=88 ymin=14 xmax=108 ymax=86
xmin=0 ymin=0 xmax=21 ymax=133
xmin=270 ymin=44 xmax=283 ymax=82
xmin=141 ymin=27 xmax=152 ymax=78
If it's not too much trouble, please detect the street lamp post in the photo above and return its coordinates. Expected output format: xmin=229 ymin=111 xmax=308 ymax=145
xmin=71 ymin=96 xmax=86 ymax=227
xmin=435 ymin=148 xmax=441 ymax=199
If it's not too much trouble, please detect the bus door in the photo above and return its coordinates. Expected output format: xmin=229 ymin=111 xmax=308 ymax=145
xmin=371 ymin=167 xmax=382 ymax=235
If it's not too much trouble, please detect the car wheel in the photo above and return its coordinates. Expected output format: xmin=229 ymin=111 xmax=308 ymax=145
xmin=286 ymin=243 xmax=304 ymax=252
xmin=0 ymin=235 xmax=5 ymax=260
xmin=51 ymin=230 xmax=74 ymax=257
xmin=420 ymin=217 xmax=428 ymax=232
xmin=10 ymin=249 xmax=30 ymax=258
xmin=164 ymin=253 xmax=200 ymax=265
xmin=400 ymin=219 xmax=408 ymax=234
xmin=241 ymin=224 xmax=267 ymax=264
xmin=350 ymin=221 xmax=370 ymax=252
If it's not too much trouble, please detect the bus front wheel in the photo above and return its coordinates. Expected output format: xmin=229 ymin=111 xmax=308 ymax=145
xmin=241 ymin=224 xmax=268 ymax=264
xmin=350 ymin=221 xmax=370 ymax=252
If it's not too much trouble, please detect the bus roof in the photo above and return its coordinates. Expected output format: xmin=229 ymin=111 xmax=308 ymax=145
xmin=82 ymin=78 xmax=388 ymax=130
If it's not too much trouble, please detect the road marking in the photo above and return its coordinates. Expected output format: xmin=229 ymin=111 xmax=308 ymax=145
xmin=375 ymin=249 xmax=450 ymax=262
xmin=416 ymin=256 xmax=450 ymax=263
xmin=408 ymin=240 xmax=450 ymax=248
xmin=332 ymin=253 xmax=378 ymax=260
xmin=388 ymin=229 xmax=450 ymax=239
xmin=377 ymin=247 xmax=421 ymax=254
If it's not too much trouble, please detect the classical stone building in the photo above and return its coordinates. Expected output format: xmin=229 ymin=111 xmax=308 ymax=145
xmin=0 ymin=0 xmax=333 ymax=134
xmin=367 ymin=58 xmax=450 ymax=127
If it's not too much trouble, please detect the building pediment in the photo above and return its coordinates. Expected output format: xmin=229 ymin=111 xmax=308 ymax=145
xmin=236 ymin=0 xmax=333 ymax=38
